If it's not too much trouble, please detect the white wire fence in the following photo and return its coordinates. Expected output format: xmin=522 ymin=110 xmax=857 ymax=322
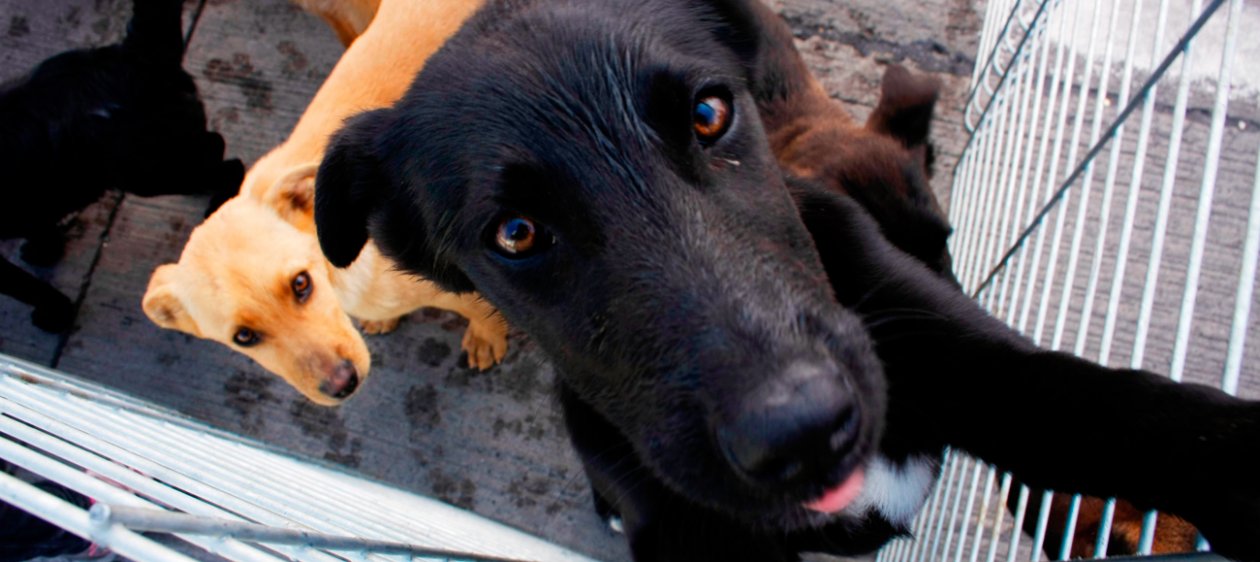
xmin=0 ymin=354 xmax=599 ymax=562
xmin=879 ymin=0 xmax=1258 ymax=560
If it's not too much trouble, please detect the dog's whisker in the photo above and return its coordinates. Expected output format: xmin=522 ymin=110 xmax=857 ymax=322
xmin=862 ymin=307 xmax=949 ymax=320
xmin=864 ymin=318 xmax=924 ymax=331
xmin=553 ymin=440 xmax=638 ymax=497
xmin=867 ymin=330 xmax=951 ymax=346
xmin=862 ymin=311 xmax=951 ymax=331
xmin=605 ymin=469 xmax=653 ymax=519
xmin=850 ymin=277 xmax=897 ymax=311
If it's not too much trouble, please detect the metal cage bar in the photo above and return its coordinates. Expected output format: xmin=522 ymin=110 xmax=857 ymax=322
xmin=0 ymin=355 xmax=599 ymax=562
xmin=880 ymin=0 xmax=1258 ymax=559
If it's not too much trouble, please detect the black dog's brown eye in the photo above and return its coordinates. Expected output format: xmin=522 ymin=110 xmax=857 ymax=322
xmin=292 ymin=271 xmax=312 ymax=302
xmin=233 ymin=327 xmax=260 ymax=347
xmin=495 ymin=216 xmax=538 ymax=255
xmin=693 ymin=94 xmax=732 ymax=143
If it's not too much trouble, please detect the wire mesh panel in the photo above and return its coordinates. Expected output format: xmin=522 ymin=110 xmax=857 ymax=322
xmin=0 ymin=354 xmax=599 ymax=562
xmin=879 ymin=0 xmax=1259 ymax=560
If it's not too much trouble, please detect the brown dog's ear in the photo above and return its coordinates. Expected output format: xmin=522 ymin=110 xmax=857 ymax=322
xmin=315 ymin=109 xmax=394 ymax=268
xmin=265 ymin=163 xmax=320 ymax=232
xmin=866 ymin=64 xmax=941 ymax=154
xmin=142 ymin=264 xmax=201 ymax=337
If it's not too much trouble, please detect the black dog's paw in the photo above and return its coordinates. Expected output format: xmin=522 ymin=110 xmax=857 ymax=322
xmin=1189 ymin=405 xmax=1260 ymax=561
xmin=592 ymin=486 xmax=624 ymax=534
xmin=203 ymin=158 xmax=245 ymax=216
xmin=606 ymin=514 xmax=625 ymax=534
xmin=1197 ymin=504 xmax=1260 ymax=562
xmin=220 ymin=158 xmax=245 ymax=188
xmin=204 ymin=192 xmax=232 ymax=217
xmin=31 ymin=295 xmax=75 ymax=333
xmin=19 ymin=233 xmax=66 ymax=267
xmin=201 ymin=132 xmax=228 ymax=161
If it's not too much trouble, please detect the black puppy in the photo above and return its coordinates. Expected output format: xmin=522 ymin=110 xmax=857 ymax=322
xmin=0 ymin=0 xmax=244 ymax=332
xmin=313 ymin=1 xmax=1260 ymax=560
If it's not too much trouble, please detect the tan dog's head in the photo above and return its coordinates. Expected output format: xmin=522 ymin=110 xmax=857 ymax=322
xmin=144 ymin=165 xmax=370 ymax=406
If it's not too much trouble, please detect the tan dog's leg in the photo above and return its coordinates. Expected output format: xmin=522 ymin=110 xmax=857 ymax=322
xmin=289 ymin=0 xmax=381 ymax=46
xmin=320 ymin=16 xmax=360 ymax=47
xmin=463 ymin=312 xmax=509 ymax=371
xmin=355 ymin=303 xmax=505 ymax=371
xmin=354 ymin=295 xmax=506 ymax=368
xmin=359 ymin=317 xmax=400 ymax=335
xmin=428 ymin=293 xmax=509 ymax=371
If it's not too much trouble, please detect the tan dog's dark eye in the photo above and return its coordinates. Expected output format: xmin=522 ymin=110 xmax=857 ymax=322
xmin=292 ymin=271 xmax=312 ymax=303
xmin=495 ymin=216 xmax=538 ymax=256
xmin=233 ymin=327 xmax=260 ymax=347
xmin=693 ymin=94 xmax=731 ymax=144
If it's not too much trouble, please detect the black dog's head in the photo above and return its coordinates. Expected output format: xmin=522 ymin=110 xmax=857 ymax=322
xmin=316 ymin=0 xmax=885 ymax=530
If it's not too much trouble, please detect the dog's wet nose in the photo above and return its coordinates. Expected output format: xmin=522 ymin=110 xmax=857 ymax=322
xmin=716 ymin=360 xmax=860 ymax=486
xmin=319 ymin=360 xmax=360 ymax=400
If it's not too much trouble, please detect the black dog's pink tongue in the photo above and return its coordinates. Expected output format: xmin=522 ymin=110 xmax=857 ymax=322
xmin=803 ymin=468 xmax=866 ymax=513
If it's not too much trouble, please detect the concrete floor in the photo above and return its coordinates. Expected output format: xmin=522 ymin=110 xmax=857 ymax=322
xmin=0 ymin=1 xmax=983 ymax=559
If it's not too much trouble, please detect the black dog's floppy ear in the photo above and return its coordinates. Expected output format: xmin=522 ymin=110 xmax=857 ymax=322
xmin=697 ymin=0 xmax=816 ymax=104
xmin=315 ymin=109 xmax=476 ymax=293
xmin=694 ymin=0 xmax=762 ymax=63
xmin=315 ymin=109 xmax=394 ymax=268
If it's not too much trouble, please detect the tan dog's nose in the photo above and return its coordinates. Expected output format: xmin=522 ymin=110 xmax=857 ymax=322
xmin=319 ymin=360 xmax=360 ymax=400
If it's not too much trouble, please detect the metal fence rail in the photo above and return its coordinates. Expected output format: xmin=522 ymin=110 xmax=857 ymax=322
xmin=0 ymin=354 xmax=599 ymax=562
xmin=878 ymin=0 xmax=1259 ymax=560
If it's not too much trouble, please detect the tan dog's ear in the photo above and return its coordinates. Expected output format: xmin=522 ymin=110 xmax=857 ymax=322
xmin=265 ymin=163 xmax=321 ymax=232
xmin=142 ymin=264 xmax=201 ymax=337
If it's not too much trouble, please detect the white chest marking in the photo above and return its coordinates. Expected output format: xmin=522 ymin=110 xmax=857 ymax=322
xmin=845 ymin=454 xmax=938 ymax=526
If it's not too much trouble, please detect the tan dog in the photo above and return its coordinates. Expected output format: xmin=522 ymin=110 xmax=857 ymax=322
xmin=143 ymin=0 xmax=499 ymax=406
xmin=290 ymin=0 xmax=381 ymax=46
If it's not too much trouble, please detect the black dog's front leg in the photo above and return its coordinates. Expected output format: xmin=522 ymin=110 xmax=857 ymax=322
xmin=922 ymin=345 xmax=1259 ymax=561
xmin=188 ymin=132 xmax=245 ymax=216
xmin=204 ymin=157 xmax=245 ymax=216
xmin=18 ymin=224 xmax=66 ymax=267
xmin=794 ymin=183 xmax=1260 ymax=561
xmin=558 ymin=382 xmax=798 ymax=562
xmin=0 ymin=256 xmax=75 ymax=332
xmin=130 ymin=131 xmax=243 ymax=216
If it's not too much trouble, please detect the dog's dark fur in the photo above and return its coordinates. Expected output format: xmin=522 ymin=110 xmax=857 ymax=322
xmin=792 ymin=179 xmax=1260 ymax=561
xmin=313 ymin=1 xmax=1260 ymax=560
xmin=0 ymin=0 xmax=244 ymax=332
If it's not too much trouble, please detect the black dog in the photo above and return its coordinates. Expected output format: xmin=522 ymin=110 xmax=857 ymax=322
xmin=313 ymin=1 xmax=1260 ymax=560
xmin=0 ymin=0 xmax=244 ymax=332
xmin=791 ymin=179 xmax=1260 ymax=561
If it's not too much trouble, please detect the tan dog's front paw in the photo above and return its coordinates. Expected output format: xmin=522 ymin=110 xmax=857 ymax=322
xmin=359 ymin=317 xmax=401 ymax=335
xmin=462 ymin=317 xmax=508 ymax=370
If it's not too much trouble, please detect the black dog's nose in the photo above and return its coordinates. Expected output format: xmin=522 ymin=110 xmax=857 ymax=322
xmin=716 ymin=360 xmax=860 ymax=486
xmin=319 ymin=360 xmax=360 ymax=400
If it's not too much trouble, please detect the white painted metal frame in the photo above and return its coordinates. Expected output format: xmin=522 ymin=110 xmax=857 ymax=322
xmin=0 ymin=354 xmax=599 ymax=562
xmin=879 ymin=0 xmax=1257 ymax=559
